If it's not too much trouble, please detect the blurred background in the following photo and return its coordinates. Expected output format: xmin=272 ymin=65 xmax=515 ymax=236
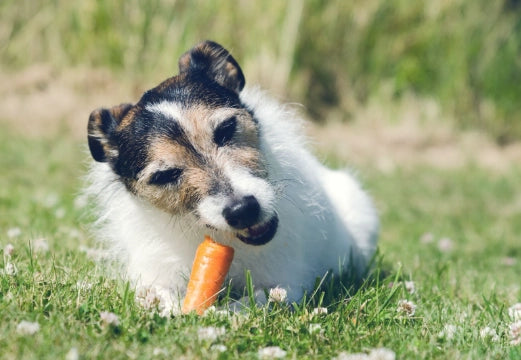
xmin=1 ymin=0 xmax=520 ymax=169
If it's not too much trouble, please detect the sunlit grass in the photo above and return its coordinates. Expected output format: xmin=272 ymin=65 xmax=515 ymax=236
xmin=1 ymin=2 xmax=519 ymax=356
xmin=1 ymin=124 xmax=520 ymax=358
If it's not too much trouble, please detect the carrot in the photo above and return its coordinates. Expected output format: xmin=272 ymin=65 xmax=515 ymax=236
xmin=182 ymin=235 xmax=235 ymax=315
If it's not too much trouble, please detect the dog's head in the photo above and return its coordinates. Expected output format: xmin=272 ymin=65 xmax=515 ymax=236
xmin=88 ymin=41 xmax=278 ymax=245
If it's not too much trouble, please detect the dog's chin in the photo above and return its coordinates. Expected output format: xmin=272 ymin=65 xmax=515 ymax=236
xmin=236 ymin=215 xmax=278 ymax=246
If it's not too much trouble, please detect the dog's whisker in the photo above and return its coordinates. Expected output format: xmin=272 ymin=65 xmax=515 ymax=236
xmin=271 ymin=178 xmax=301 ymax=185
xmin=279 ymin=194 xmax=305 ymax=214
xmin=175 ymin=213 xmax=198 ymax=239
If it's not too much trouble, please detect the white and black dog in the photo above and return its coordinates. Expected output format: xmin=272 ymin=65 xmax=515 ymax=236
xmin=86 ymin=41 xmax=378 ymax=314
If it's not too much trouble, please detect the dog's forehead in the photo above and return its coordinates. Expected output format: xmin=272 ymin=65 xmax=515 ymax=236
xmin=144 ymin=100 xmax=238 ymax=134
xmin=111 ymin=75 xmax=248 ymax=180
xmin=119 ymin=74 xmax=243 ymax=131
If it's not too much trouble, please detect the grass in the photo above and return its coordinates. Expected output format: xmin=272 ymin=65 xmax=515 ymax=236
xmin=1 ymin=0 xmax=521 ymax=141
xmin=1 ymin=123 xmax=520 ymax=359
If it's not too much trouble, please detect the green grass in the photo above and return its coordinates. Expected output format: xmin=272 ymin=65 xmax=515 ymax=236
xmin=1 ymin=123 xmax=520 ymax=359
xmin=1 ymin=0 xmax=521 ymax=141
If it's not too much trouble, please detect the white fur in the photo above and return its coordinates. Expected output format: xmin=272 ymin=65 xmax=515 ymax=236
xmin=146 ymin=101 xmax=183 ymax=127
xmin=198 ymin=194 xmax=231 ymax=230
xmin=86 ymin=87 xmax=379 ymax=314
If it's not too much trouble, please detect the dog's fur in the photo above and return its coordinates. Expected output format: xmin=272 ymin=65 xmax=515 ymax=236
xmin=86 ymin=41 xmax=378 ymax=314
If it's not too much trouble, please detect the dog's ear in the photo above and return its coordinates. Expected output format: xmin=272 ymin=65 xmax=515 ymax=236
xmin=87 ymin=103 xmax=132 ymax=163
xmin=178 ymin=41 xmax=245 ymax=93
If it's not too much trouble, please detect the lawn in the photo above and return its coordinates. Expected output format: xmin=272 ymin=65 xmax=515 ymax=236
xmin=1 ymin=122 xmax=520 ymax=359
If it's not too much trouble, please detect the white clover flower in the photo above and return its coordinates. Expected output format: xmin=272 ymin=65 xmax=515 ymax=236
xmin=4 ymin=243 xmax=14 ymax=257
xmin=197 ymin=326 xmax=226 ymax=342
xmin=368 ymin=347 xmax=396 ymax=360
xmin=479 ymin=326 xmax=499 ymax=342
xmin=268 ymin=287 xmax=287 ymax=303
xmin=33 ymin=272 xmax=45 ymax=284
xmin=203 ymin=305 xmax=217 ymax=314
xmin=334 ymin=348 xmax=396 ymax=360
xmin=508 ymin=303 xmax=521 ymax=321
xmin=7 ymin=227 xmax=21 ymax=238
xmin=419 ymin=232 xmax=434 ymax=244
xmin=4 ymin=262 xmax=17 ymax=276
xmin=308 ymin=323 xmax=323 ymax=334
xmin=404 ymin=281 xmax=416 ymax=294
xmin=4 ymin=292 xmax=14 ymax=302
xmin=437 ymin=237 xmax=453 ymax=252
xmin=337 ymin=353 xmax=369 ymax=360
xmin=397 ymin=299 xmax=416 ymax=317
xmin=135 ymin=286 xmax=162 ymax=310
xmin=510 ymin=321 xmax=521 ymax=345
xmin=65 ymin=347 xmax=80 ymax=360
xmin=33 ymin=238 xmax=49 ymax=253
xmin=230 ymin=311 xmax=250 ymax=330
xmin=258 ymin=346 xmax=287 ymax=359
xmin=152 ymin=347 xmax=168 ymax=356
xmin=74 ymin=194 xmax=89 ymax=209
xmin=134 ymin=286 xmax=148 ymax=299
xmin=68 ymin=228 xmax=82 ymax=239
xmin=312 ymin=307 xmax=328 ymax=316
xmin=203 ymin=306 xmax=231 ymax=318
xmin=76 ymin=280 xmax=93 ymax=291
xmin=438 ymin=324 xmax=457 ymax=340
xmin=100 ymin=311 xmax=120 ymax=327
xmin=136 ymin=286 xmax=179 ymax=317
xmin=55 ymin=207 xmax=66 ymax=219
xmin=501 ymin=257 xmax=516 ymax=266
xmin=333 ymin=353 xmax=368 ymax=360
xmin=43 ymin=193 xmax=59 ymax=208
xmin=16 ymin=321 xmax=40 ymax=335
xmin=210 ymin=344 xmax=228 ymax=353
xmin=214 ymin=309 xmax=232 ymax=318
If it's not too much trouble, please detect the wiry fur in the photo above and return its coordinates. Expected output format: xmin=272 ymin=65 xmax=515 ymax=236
xmin=86 ymin=42 xmax=378 ymax=315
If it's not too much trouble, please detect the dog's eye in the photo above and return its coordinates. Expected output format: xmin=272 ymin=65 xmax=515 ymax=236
xmin=214 ymin=117 xmax=237 ymax=147
xmin=148 ymin=168 xmax=183 ymax=186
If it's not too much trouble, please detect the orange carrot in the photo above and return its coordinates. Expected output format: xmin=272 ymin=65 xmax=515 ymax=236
xmin=182 ymin=235 xmax=234 ymax=315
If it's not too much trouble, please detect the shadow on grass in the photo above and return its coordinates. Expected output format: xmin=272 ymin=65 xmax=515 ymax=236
xmin=302 ymin=249 xmax=395 ymax=310
xmin=222 ymin=248 xmax=398 ymax=313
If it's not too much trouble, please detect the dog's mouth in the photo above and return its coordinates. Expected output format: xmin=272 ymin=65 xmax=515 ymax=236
xmin=236 ymin=215 xmax=278 ymax=246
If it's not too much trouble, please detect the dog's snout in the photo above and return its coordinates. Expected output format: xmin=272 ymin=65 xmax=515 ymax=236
xmin=222 ymin=195 xmax=260 ymax=229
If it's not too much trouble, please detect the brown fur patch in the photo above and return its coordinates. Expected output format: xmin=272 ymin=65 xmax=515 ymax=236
xmin=117 ymin=106 xmax=138 ymax=129
xmin=154 ymin=74 xmax=185 ymax=94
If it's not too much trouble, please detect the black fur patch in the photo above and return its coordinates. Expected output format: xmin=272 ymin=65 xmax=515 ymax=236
xmin=214 ymin=116 xmax=237 ymax=146
xmin=99 ymin=109 xmax=117 ymax=134
xmin=148 ymin=168 xmax=183 ymax=186
xmin=88 ymin=136 xmax=107 ymax=162
xmin=140 ymin=77 xmax=243 ymax=109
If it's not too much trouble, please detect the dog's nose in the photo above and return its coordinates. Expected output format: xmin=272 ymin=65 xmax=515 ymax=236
xmin=222 ymin=195 xmax=260 ymax=229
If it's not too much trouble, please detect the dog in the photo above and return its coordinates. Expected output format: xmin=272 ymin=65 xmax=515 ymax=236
xmin=86 ymin=41 xmax=378 ymax=315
